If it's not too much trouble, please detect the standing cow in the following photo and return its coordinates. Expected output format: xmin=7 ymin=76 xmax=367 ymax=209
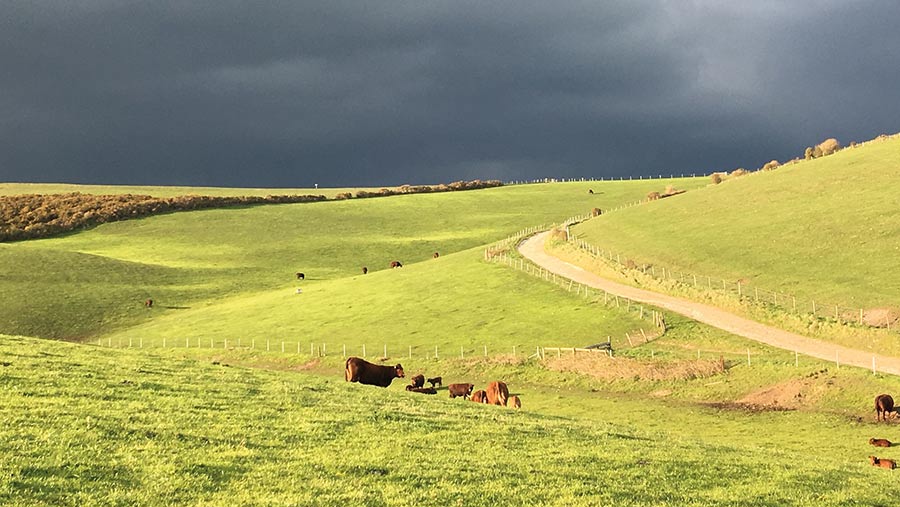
xmin=345 ymin=357 xmax=405 ymax=387
xmin=875 ymin=394 xmax=895 ymax=421
xmin=448 ymin=383 xmax=474 ymax=399
xmin=296 ymin=272 xmax=305 ymax=280
xmin=409 ymin=374 xmax=425 ymax=389
xmin=486 ymin=381 xmax=509 ymax=406
xmin=390 ymin=261 xmax=403 ymax=268
xmin=470 ymin=390 xmax=488 ymax=403
xmin=362 ymin=266 xmax=368 ymax=274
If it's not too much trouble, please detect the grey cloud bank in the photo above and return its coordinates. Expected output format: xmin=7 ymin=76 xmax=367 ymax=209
xmin=2 ymin=1 xmax=898 ymax=188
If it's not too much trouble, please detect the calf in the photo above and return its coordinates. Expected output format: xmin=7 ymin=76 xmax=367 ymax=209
xmin=509 ymin=395 xmax=521 ymax=410
xmin=875 ymin=394 xmax=895 ymax=421
xmin=470 ymin=390 xmax=488 ymax=403
xmin=448 ymin=383 xmax=474 ymax=399
xmin=869 ymin=456 xmax=896 ymax=469
xmin=344 ymin=357 xmax=405 ymax=387
xmin=870 ymin=438 xmax=892 ymax=448
xmin=486 ymin=381 xmax=509 ymax=406
xmin=405 ymin=386 xmax=437 ymax=394
xmin=426 ymin=376 xmax=442 ymax=388
xmin=409 ymin=374 xmax=425 ymax=389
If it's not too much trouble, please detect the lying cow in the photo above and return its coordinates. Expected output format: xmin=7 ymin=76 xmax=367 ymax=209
xmin=509 ymin=395 xmax=521 ymax=410
xmin=409 ymin=374 xmax=425 ymax=389
xmin=448 ymin=383 xmax=474 ymax=399
xmin=390 ymin=261 xmax=402 ymax=268
xmin=426 ymin=376 xmax=442 ymax=388
xmin=870 ymin=438 xmax=892 ymax=448
xmin=486 ymin=381 xmax=509 ymax=406
xmin=470 ymin=390 xmax=488 ymax=403
xmin=869 ymin=455 xmax=896 ymax=469
xmin=344 ymin=357 xmax=404 ymax=387
xmin=875 ymin=394 xmax=895 ymax=421
xmin=405 ymin=386 xmax=437 ymax=394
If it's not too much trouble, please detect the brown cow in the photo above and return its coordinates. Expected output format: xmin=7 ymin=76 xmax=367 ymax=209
xmin=448 ymin=383 xmax=474 ymax=399
xmin=144 ymin=299 xmax=153 ymax=308
xmin=405 ymin=386 xmax=437 ymax=394
xmin=409 ymin=374 xmax=425 ymax=389
xmin=296 ymin=272 xmax=305 ymax=280
xmin=433 ymin=252 xmax=439 ymax=259
xmin=344 ymin=357 xmax=405 ymax=387
xmin=426 ymin=376 xmax=442 ymax=388
xmin=362 ymin=266 xmax=368 ymax=274
xmin=486 ymin=381 xmax=509 ymax=406
xmin=875 ymin=394 xmax=895 ymax=421
xmin=869 ymin=456 xmax=896 ymax=469
xmin=390 ymin=261 xmax=402 ymax=268
xmin=870 ymin=438 xmax=892 ymax=448
xmin=470 ymin=390 xmax=488 ymax=403
xmin=509 ymin=395 xmax=521 ymax=409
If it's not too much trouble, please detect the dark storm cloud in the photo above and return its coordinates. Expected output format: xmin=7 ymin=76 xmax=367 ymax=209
xmin=2 ymin=1 xmax=898 ymax=187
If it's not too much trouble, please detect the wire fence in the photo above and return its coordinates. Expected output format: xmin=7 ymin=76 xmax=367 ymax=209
xmin=567 ymin=235 xmax=898 ymax=333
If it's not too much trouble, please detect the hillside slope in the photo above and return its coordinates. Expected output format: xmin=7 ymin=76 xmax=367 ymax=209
xmin=573 ymin=136 xmax=900 ymax=308
xmin=1 ymin=179 xmax=701 ymax=340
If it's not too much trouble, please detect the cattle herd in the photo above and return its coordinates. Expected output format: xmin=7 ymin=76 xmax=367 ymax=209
xmin=344 ymin=356 xmax=521 ymax=409
xmin=870 ymin=393 xmax=898 ymax=470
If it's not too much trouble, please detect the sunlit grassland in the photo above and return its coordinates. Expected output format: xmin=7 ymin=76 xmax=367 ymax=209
xmin=3 ymin=334 xmax=900 ymax=507
xmin=572 ymin=136 xmax=900 ymax=308
xmin=1 ymin=179 xmax=704 ymax=340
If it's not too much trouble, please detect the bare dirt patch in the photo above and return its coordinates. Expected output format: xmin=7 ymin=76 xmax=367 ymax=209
xmin=709 ymin=369 xmax=832 ymax=412
xmin=862 ymin=308 xmax=900 ymax=328
xmin=543 ymin=354 xmax=725 ymax=381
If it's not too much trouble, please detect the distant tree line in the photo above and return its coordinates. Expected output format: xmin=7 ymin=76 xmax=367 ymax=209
xmin=0 ymin=179 xmax=503 ymax=242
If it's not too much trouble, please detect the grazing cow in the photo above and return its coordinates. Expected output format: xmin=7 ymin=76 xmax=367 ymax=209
xmin=426 ymin=376 xmax=442 ymax=388
xmin=509 ymin=395 xmax=521 ymax=410
xmin=409 ymin=374 xmax=425 ymax=389
xmin=296 ymin=272 xmax=305 ymax=280
xmin=344 ymin=357 xmax=405 ymax=387
xmin=486 ymin=381 xmax=510 ymax=406
xmin=144 ymin=299 xmax=153 ymax=308
xmin=390 ymin=261 xmax=402 ymax=268
xmin=588 ymin=189 xmax=594 ymax=194
xmin=470 ymin=390 xmax=488 ymax=403
xmin=405 ymin=386 xmax=437 ymax=394
xmin=869 ymin=456 xmax=897 ymax=469
xmin=362 ymin=266 xmax=368 ymax=274
xmin=433 ymin=252 xmax=439 ymax=259
xmin=875 ymin=394 xmax=895 ymax=421
xmin=870 ymin=438 xmax=893 ymax=448
xmin=448 ymin=383 xmax=474 ymax=399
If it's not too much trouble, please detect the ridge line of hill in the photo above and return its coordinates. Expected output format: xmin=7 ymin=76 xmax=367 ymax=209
xmin=519 ymin=231 xmax=900 ymax=376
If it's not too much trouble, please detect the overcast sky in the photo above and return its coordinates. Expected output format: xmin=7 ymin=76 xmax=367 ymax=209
xmin=2 ymin=1 xmax=898 ymax=188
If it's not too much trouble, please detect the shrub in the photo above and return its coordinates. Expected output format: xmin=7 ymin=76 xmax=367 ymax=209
xmin=761 ymin=160 xmax=780 ymax=171
xmin=815 ymin=138 xmax=841 ymax=157
xmin=710 ymin=173 xmax=722 ymax=185
xmin=730 ymin=168 xmax=748 ymax=177
xmin=646 ymin=191 xmax=661 ymax=201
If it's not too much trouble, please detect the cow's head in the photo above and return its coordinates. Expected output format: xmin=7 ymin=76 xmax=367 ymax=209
xmin=394 ymin=364 xmax=405 ymax=378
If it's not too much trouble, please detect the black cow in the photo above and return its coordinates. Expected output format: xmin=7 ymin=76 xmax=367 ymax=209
xmin=362 ymin=266 xmax=368 ymax=274
xmin=345 ymin=357 xmax=405 ymax=387
xmin=405 ymin=386 xmax=437 ymax=394
xmin=296 ymin=272 xmax=305 ymax=280
xmin=426 ymin=376 xmax=442 ymax=388
xmin=390 ymin=261 xmax=402 ymax=268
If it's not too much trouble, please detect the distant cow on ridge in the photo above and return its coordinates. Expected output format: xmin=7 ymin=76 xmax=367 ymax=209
xmin=144 ymin=299 xmax=153 ymax=308
xmin=390 ymin=261 xmax=402 ymax=268
xmin=362 ymin=266 xmax=368 ymax=274
xmin=296 ymin=272 xmax=305 ymax=280
xmin=345 ymin=357 xmax=405 ymax=387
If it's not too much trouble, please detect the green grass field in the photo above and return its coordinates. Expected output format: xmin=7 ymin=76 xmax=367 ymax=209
xmin=1 ymin=179 xmax=701 ymax=340
xmin=4 ymin=334 xmax=900 ymax=506
xmin=5 ymin=155 xmax=900 ymax=505
xmin=572 ymin=136 xmax=900 ymax=309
